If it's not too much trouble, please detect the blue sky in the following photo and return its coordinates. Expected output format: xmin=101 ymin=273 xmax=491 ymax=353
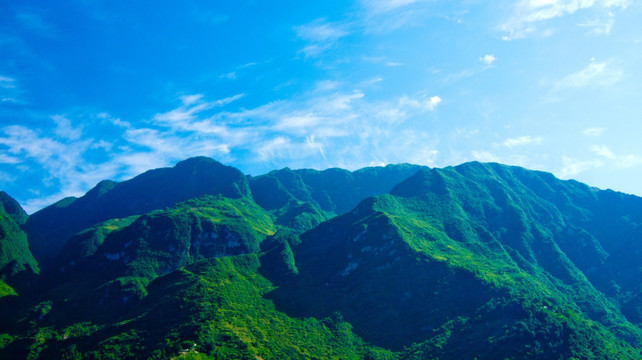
xmin=1 ymin=0 xmax=642 ymax=213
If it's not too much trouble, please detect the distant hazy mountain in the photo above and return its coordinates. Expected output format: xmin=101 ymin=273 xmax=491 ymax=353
xmin=1 ymin=157 xmax=641 ymax=359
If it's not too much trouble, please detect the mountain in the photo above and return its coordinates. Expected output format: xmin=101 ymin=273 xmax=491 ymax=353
xmin=2 ymin=158 xmax=642 ymax=359
xmin=0 ymin=193 xmax=38 ymax=297
xmin=248 ymin=164 xmax=423 ymax=230
xmin=0 ymin=192 xmax=28 ymax=225
xmin=24 ymin=157 xmax=251 ymax=265
xmin=267 ymin=162 xmax=642 ymax=358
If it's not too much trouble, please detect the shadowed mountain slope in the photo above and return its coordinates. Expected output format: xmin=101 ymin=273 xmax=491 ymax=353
xmin=249 ymin=163 xmax=423 ymax=230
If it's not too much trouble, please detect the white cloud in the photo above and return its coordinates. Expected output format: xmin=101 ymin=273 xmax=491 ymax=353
xmin=0 ymin=153 xmax=20 ymax=164
xmin=153 ymin=93 xmax=244 ymax=129
xmin=276 ymin=115 xmax=322 ymax=133
xmin=295 ymin=19 xmax=349 ymax=42
xmin=583 ymin=127 xmax=606 ymax=136
xmin=53 ymin=115 xmax=82 ymax=140
xmin=0 ymin=126 xmax=75 ymax=165
xmin=256 ymin=137 xmax=291 ymax=162
xmin=591 ymin=145 xmax=615 ymax=159
xmin=554 ymin=61 xmax=622 ymax=91
xmin=558 ymin=156 xmax=603 ymax=178
xmin=1 ymin=103 xmax=238 ymax=212
xmin=442 ymin=55 xmax=499 ymax=84
xmin=306 ymin=135 xmax=326 ymax=159
xmin=3 ymin=83 xmax=444 ymax=211
xmin=472 ymin=150 xmax=500 ymax=163
xmin=479 ymin=54 xmax=497 ymax=66
xmin=294 ymin=19 xmax=349 ymax=57
xmin=361 ymin=0 xmax=429 ymax=14
xmin=404 ymin=146 xmax=438 ymax=166
xmin=557 ymin=145 xmax=642 ymax=180
xmin=615 ymin=155 xmax=642 ymax=168
xmin=503 ymin=136 xmax=543 ymax=147
xmin=399 ymin=95 xmax=442 ymax=111
xmin=578 ymin=13 xmax=615 ymax=34
xmin=116 ymin=152 xmax=169 ymax=179
xmin=358 ymin=0 xmax=438 ymax=33
xmin=219 ymin=63 xmax=256 ymax=81
xmin=227 ymin=86 xmax=442 ymax=168
xmin=501 ymin=0 xmax=630 ymax=40
xmin=591 ymin=145 xmax=642 ymax=168
xmin=0 ymin=76 xmax=15 ymax=88
xmin=180 ymin=94 xmax=203 ymax=106
xmin=0 ymin=125 xmax=103 ymax=213
xmin=360 ymin=77 xmax=384 ymax=87
xmin=0 ymin=75 xmax=22 ymax=104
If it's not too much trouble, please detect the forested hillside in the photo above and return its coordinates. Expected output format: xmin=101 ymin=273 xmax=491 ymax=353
xmin=1 ymin=158 xmax=641 ymax=359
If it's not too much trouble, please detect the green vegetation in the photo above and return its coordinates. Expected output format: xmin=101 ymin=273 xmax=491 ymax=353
xmin=249 ymin=163 xmax=423 ymax=231
xmin=2 ymin=157 xmax=642 ymax=359
xmin=0 ymin=191 xmax=28 ymax=225
xmin=24 ymin=157 xmax=251 ymax=264
xmin=0 ymin=194 xmax=38 ymax=282
xmin=0 ymin=280 xmax=16 ymax=297
xmin=1 ymin=255 xmax=393 ymax=359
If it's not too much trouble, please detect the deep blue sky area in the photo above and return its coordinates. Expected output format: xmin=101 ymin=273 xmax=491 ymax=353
xmin=1 ymin=0 xmax=642 ymax=213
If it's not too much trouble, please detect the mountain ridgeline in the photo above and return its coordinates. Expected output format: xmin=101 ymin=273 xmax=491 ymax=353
xmin=1 ymin=157 xmax=642 ymax=359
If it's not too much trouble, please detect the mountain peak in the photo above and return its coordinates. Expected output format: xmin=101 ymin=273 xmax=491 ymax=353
xmin=174 ymin=156 xmax=222 ymax=169
xmin=24 ymin=157 xmax=251 ymax=263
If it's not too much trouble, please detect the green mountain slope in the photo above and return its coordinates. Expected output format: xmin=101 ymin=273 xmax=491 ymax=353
xmin=39 ymin=195 xmax=274 ymax=320
xmin=268 ymin=162 xmax=642 ymax=358
xmin=0 ymin=192 xmax=38 ymax=291
xmin=25 ymin=157 xmax=251 ymax=265
xmin=1 ymin=254 xmax=395 ymax=360
xmin=0 ymin=192 xmax=28 ymax=225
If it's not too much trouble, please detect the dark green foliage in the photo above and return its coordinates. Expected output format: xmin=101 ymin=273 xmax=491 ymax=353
xmin=0 ymin=193 xmax=38 ymax=285
xmin=249 ymin=163 xmax=423 ymax=231
xmin=258 ymin=231 xmax=301 ymax=281
xmin=295 ymin=164 xmax=424 ymax=214
xmin=25 ymin=157 xmax=251 ymax=264
xmin=54 ymin=216 xmax=139 ymax=273
xmin=0 ymin=191 xmax=28 ymax=225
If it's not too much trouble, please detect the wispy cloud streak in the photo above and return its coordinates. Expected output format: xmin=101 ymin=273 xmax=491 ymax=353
xmin=501 ymin=0 xmax=630 ymax=40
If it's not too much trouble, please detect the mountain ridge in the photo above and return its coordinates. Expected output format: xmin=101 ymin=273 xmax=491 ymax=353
xmin=1 ymin=157 xmax=642 ymax=359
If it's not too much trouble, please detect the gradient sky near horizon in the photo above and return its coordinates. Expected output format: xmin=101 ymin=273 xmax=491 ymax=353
xmin=1 ymin=0 xmax=642 ymax=213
